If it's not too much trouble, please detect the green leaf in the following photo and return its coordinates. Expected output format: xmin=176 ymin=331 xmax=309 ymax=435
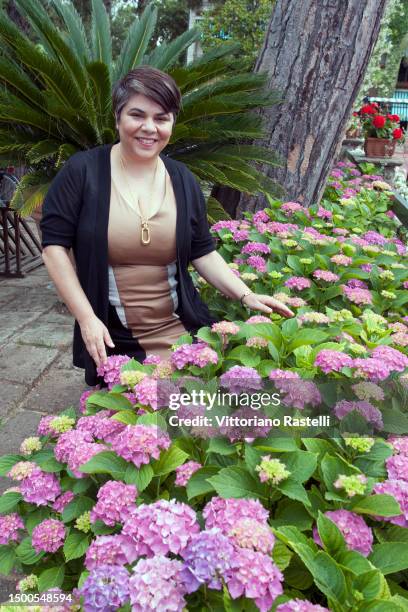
xmin=208 ymin=466 xmax=267 ymax=500
xmin=86 ymin=391 xmax=132 ymax=411
xmin=31 ymin=448 xmax=64 ymax=472
xmin=369 ymin=543 xmax=408 ymax=575
xmin=225 ymin=345 xmax=261 ymax=367
xmin=38 ymin=565 xmax=65 ymax=593
xmin=25 ymin=508 xmax=51 ymax=534
xmin=63 ymin=530 xmax=89 ymax=562
xmin=255 ymin=436 xmax=298 ymax=452
xmin=15 ymin=537 xmax=45 ymax=564
xmin=124 ymin=463 xmax=154 ymax=491
xmin=207 ymin=437 xmax=237 ymax=456
xmin=312 ymin=550 xmax=347 ymax=604
xmin=287 ymin=329 xmax=328 ymax=352
xmin=0 ymin=545 xmax=15 ymax=575
xmin=79 ymin=450 xmax=129 ymax=479
xmin=276 ymin=479 xmax=311 ymax=506
xmin=186 ymin=466 xmax=219 ymax=500
xmin=272 ymin=540 xmax=292 ymax=571
xmin=111 ymin=410 xmax=138 ymax=425
xmin=352 ymin=494 xmax=401 ymax=517
xmin=153 ymin=446 xmax=189 ymax=477
xmin=321 ymin=453 xmax=360 ymax=490
xmin=62 ymin=496 xmax=94 ymax=523
xmin=353 ymin=569 xmax=390 ymax=601
xmin=0 ymin=492 xmax=22 ymax=513
xmin=272 ymin=498 xmax=313 ymax=531
xmin=137 ymin=412 xmax=168 ymax=431
xmin=0 ymin=454 xmax=23 ymax=477
xmin=317 ymin=511 xmax=346 ymax=558
xmin=283 ymin=450 xmax=317 ymax=483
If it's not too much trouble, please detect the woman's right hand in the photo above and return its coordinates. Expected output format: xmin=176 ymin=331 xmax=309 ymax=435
xmin=78 ymin=314 xmax=115 ymax=367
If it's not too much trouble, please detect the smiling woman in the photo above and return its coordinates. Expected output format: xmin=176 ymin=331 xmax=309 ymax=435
xmin=40 ymin=66 xmax=292 ymax=386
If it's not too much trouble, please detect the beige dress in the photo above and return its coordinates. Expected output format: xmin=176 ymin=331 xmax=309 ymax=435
xmin=107 ymin=154 xmax=188 ymax=360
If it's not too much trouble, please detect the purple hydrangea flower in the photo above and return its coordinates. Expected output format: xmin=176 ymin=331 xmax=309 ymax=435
xmin=386 ymin=455 xmax=408 ymax=482
xmin=220 ymin=366 xmax=263 ymax=394
xmin=313 ymin=510 xmax=373 ymax=556
xmin=314 ymin=350 xmax=353 ymax=374
xmin=52 ymin=491 xmax=75 ymax=513
xmin=373 ymin=479 xmax=408 ymax=527
xmin=96 ymin=355 xmax=130 ymax=389
xmin=371 ymin=346 xmax=408 ymax=373
xmin=79 ymin=565 xmax=130 ymax=612
xmin=276 ymin=600 xmax=329 ymax=611
xmin=175 ymin=461 xmax=202 ymax=487
xmin=333 ymin=399 xmax=383 ymax=429
xmin=181 ymin=528 xmax=236 ymax=591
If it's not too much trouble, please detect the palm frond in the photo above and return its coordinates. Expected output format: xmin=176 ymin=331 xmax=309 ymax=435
xmin=87 ymin=61 xmax=114 ymax=137
xmin=50 ymin=0 xmax=91 ymax=63
xmin=180 ymin=91 xmax=277 ymax=124
xmin=173 ymin=115 xmax=265 ymax=144
xmin=9 ymin=170 xmax=50 ymax=215
xmin=91 ymin=0 xmax=112 ymax=71
xmin=0 ymin=55 xmax=44 ymax=109
xmin=56 ymin=143 xmax=80 ymax=168
xmin=147 ymin=28 xmax=201 ymax=72
xmin=26 ymin=140 xmax=62 ymax=164
xmin=14 ymin=0 xmax=88 ymax=92
xmin=45 ymin=94 xmax=100 ymax=145
xmin=113 ymin=3 xmax=157 ymax=81
xmin=206 ymin=195 xmax=231 ymax=224
xmin=0 ymin=93 xmax=59 ymax=136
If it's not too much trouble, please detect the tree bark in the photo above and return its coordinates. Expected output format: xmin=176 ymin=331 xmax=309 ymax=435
xmin=236 ymin=0 xmax=387 ymax=217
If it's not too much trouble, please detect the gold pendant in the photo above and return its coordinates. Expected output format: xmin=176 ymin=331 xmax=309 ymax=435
xmin=141 ymin=221 xmax=150 ymax=245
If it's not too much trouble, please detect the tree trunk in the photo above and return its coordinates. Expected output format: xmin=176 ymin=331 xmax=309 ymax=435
xmin=236 ymin=0 xmax=387 ymax=217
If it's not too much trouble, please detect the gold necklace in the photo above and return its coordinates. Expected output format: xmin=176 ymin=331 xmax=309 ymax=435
xmin=119 ymin=155 xmax=163 ymax=246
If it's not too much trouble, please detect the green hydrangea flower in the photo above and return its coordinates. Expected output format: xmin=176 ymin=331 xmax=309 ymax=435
xmin=380 ymin=290 xmax=396 ymax=299
xmin=20 ymin=436 xmax=42 ymax=456
xmin=50 ymin=415 xmax=75 ymax=434
xmin=344 ymin=436 xmax=375 ymax=453
xmin=120 ymin=370 xmax=147 ymax=388
xmin=17 ymin=574 xmax=38 ymax=592
xmin=75 ymin=511 xmax=91 ymax=533
xmin=269 ymin=271 xmax=283 ymax=279
xmin=299 ymin=258 xmax=312 ymax=264
xmin=334 ymin=473 xmax=367 ymax=497
xmin=379 ymin=270 xmax=394 ymax=281
xmin=256 ymin=456 xmax=291 ymax=484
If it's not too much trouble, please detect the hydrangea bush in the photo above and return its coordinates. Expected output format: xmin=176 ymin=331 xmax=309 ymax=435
xmin=0 ymin=160 xmax=408 ymax=611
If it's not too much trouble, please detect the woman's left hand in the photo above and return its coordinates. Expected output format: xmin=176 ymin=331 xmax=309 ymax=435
xmin=242 ymin=292 xmax=294 ymax=318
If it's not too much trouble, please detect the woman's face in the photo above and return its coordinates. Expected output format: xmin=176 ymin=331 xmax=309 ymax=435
xmin=117 ymin=93 xmax=174 ymax=161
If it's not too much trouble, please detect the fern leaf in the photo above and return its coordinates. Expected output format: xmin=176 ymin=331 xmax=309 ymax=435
xmin=91 ymin=0 xmax=112 ymax=70
xmin=113 ymin=3 xmax=157 ymax=81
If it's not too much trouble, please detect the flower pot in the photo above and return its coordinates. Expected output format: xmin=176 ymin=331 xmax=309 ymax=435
xmin=346 ymin=128 xmax=362 ymax=138
xmin=364 ymin=137 xmax=396 ymax=158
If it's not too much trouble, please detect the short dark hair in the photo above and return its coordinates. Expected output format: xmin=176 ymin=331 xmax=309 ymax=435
xmin=112 ymin=66 xmax=181 ymax=122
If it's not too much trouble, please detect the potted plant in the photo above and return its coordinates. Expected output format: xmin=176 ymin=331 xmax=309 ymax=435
xmin=345 ymin=111 xmax=362 ymax=138
xmin=358 ymin=102 xmax=405 ymax=157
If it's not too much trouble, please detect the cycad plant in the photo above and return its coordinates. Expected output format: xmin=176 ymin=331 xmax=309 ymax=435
xmin=0 ymin=0 xmax=282 ymax=221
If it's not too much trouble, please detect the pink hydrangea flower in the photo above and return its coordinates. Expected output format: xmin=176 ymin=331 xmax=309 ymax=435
xmin=175 ymin=461 xmax=202 ymax=486
xmin=67 ymin=442 xmax=107 ymax=478
xmin=371 ymin=346 xmax=408 ymax=373
xmin=232 ymin=229 xmax=249 ymax=241
xmin=7 ymin=461 xmax=36 ymax=481
xmin=342 ymin=285 xmax=372 ymax=305
xmin=247 ymin=255 xmax=267 ymax=273
xmin=388 ymin=436 xmax=408 ymax=455
xmin=143 ymin=354 xmax=162 ymax=365
xmin=228 ymin=518 xmax=275 ymax=554
xmin=20 ymin=467 xmax=61 ymax=506
xmin=246 ymin=315 xmax=270 ymax=324
xmin=386 ymin=455 xmax=408 ymax=482
xmin=391 ymin=332 xmax=408 ymax=347
xmin=333 ymin=228 xmax=348 ymax=236
xmin=313 ymin=270 xmax=340 ymax=282
xmin=246 ymin=336 xmax=269 ymax=348
xmin=317 ymin=206 xmax=332 ymax=219
xmin=253 ymin=210 xmax=270 ymax=223
xmin=76 ymin=413 xmax=126 ymax=443
xmin=361 ymin=264 xmax=372 ymax=273
xmin=129 ymin=556 xmax=188 ymax=612
xmin=211 ymin=321 xmax=240 ymax=335
xmin=79 ymin=389 xmax=99 ymax=414
xmin=313 ymin=510 xmax=373 ymax=556
xmin=353 ymin=357 xmax=391 ymax=381
xmin=281 ymin=380 xmax=321 ymax=409
xmin=203 ymin=496 xmax=268 ymax=532
xmin=85 ymin=534 xmax=138 ymax=570
xmin=96 ymin=355 xmax=130 ymax=389
xmin=171 ymin=342 xmax=218 ymax=369
xmin=334 ymin=399 xmax=383 ymax=429
xmin=276 ymin=600 xmax=329 ymax=611
xmin=211 ymin=220 xmax=240 ymax=232
xmin=224 ymin=548 xmax=283 ymax=612
xmin=37 ymin=415 xmax=57 ymax=437
xmin=363 ymin=230 xmax=388 ymax=246
xmin=111 ymin=424 xmax=170 ymax=468
xmin=373 ymin=479 xmax=408 ymax=527
xmin=32 ymin=519 xmax=65 ymax=553
xmin=220 ymin=365 xmax=263 ymax=394
xmin=330 ymin=254 xmax=353 ymax=266
xmin=284 ymin=276 xmax=311 ymax=291
xmin=281 ymin=201 xmax=304 ymax=216
xmin=122 ymin=499 xmax=199 ymax=557
xmin=52 ymin=491 xmax=75 ymax=513
xmin=0 ymin=513 xmax=24 ymax=545
xmin=54 ymin=429 xmax=94 ymax=463
xmin=242 ymin=242 xmax=271 ymax=255
xmin=134 ymin=377 xmax=158 ymax=409
xmin=314 ymin=350 xmax=353 ymax=374
xmin=90 ymin=480 xmax=138 ymax=526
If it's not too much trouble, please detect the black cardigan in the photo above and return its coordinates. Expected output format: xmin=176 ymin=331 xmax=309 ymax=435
xmin=40 ymin=143 xmax=217 ymax=385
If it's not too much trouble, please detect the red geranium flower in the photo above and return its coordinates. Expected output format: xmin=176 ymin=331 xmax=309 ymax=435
xmin=393 ymin=127 xmax=403 ymax=140
xmin=372 ymin=115 xmax=386 ymax=129
xmin=389 ymin=114 xmax=400 ymax=122
xmin=360 ymin=104 xmax=377 ymax=115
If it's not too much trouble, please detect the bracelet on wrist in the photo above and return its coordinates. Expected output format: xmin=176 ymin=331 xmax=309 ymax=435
xmin=239 ymin=289 xmax=253 ymax=306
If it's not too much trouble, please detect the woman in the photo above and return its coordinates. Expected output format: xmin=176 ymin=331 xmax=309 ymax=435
xmin=41 ymin=66 xmax=293 ymax=386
